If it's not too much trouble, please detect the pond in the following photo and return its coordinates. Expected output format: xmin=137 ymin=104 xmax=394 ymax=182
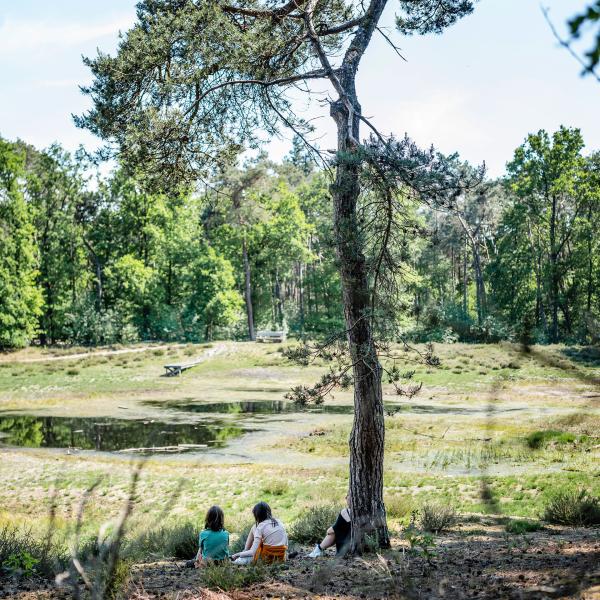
xmin=0 ymin=415 xmax=244 ymax=453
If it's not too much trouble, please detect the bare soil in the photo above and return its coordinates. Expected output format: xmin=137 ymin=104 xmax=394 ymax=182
xmin=2 ymin=524 xmax=598 ymax=600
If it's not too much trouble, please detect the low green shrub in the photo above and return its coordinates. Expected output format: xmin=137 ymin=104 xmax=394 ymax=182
xmin=123 ymin=522 xmax=197 ymax=561
xmin=261 ymin=480 xmax=289 ymax=496
xmin=505 ymin=519 xmax=543 ymax=534
xmin=543 ymin=488 xmax=600 ymax=526
xmin=201 ymin=560 xmax=274 ymax=591
xmin=230 ymin=525 xmax=253 ymax=554
xmin=417 ymin=503 xmax=457 ymax=533
xmin=289 ymin=505 xmax=339 ymax=544
xmin=385 ymin=495 xmax=414 ymax=520
xmin=526 ymin=430 xmax=580 ymax=449
xmin=0 ymin=525 xmax=67 ymax=579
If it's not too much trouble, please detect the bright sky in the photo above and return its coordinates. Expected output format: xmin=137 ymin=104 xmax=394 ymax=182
xmin=1 ymin=0 xmax=598 ymax=177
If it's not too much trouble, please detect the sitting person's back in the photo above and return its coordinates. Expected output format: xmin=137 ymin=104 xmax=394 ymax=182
xmin=232 ymin=502 xmax=288 ymax=564
xmin=194 ymin=505 xmax=229 ymax=565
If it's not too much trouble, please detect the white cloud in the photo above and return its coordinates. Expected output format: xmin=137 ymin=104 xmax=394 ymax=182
xmin=0 ymin=16 xmax=132 ymax=55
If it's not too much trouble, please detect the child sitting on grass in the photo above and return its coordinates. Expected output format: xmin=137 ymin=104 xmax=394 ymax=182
xmin=192 ymin=505 xmax=229 ymax=567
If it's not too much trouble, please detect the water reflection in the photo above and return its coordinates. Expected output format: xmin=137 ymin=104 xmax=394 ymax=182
xmin=0 ymin=415 xmax=243 ymax=453
xmin=144 ymin=399 xmax=513 ymax=416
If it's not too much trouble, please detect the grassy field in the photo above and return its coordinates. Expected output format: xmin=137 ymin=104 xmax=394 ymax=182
xmin=0 ymin=341 xmax=599 ymax=597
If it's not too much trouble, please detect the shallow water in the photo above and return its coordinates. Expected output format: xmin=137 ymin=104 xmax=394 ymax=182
xmin=0 ymin=415 xmax=243 ymax=453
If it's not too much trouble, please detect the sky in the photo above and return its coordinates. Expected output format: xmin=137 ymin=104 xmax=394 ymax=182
xmin=0 ymin=0 xmax=598 ymax=178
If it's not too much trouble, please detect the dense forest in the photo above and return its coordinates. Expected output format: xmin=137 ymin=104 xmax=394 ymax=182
xmin=1 ymin=126 xmax=599 ymax=350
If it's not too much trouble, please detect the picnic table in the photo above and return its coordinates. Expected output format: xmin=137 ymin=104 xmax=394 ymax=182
xmin=256 ymin=330 xmax=286 ymax=343
xmin=163 ymin=359 xmax=204 ymax=376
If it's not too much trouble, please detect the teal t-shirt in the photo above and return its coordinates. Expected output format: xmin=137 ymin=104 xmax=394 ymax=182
xmin=199 ymin=528 xmax=229 ymax=560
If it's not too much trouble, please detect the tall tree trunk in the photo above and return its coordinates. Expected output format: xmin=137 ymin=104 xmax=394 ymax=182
xmin=549 ymin=194 xmax=559 ymax=342
xmin=242 ymin=235 xmax=255 ymax=341
xmin=83 ymin=236 xmax=103 ymax=310
xmin=462 ymin=236 xmax=468 ymax=317
xmin=331 ymin=89 xmax=389 ymax=552
xmin=298 ymin=262 xmax=305 ymax=332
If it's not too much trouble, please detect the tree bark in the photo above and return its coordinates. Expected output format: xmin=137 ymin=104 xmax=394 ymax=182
xmin=330 ymin=81 xmax=389 ymax=550
xmin=549 ymin=194 xmax=559 ymax=342
xmin=242 ymin=235 xmax=255 ymax=341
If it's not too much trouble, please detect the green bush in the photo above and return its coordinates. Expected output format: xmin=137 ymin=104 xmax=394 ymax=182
xmin=289 ymin=505 xmax=339 ymax=544
xmin=543 ymin=488 xmax=600 ymax=526
xmin=0 ymin=525 xmax=67 ymax=579
xmin=123 ymin=522 xmax=197 ymax=561
xmin=385 ymin=495 xmax=414 ymax=520
xmin=526 ymin=430 xmax=579 ymax=449
xmin=417 ymin=503 xmax=457 ymax=533
xmin=230 ymin=525 xmax=253 ymax=554
xmin=201 ymin=561 xmax=273 ymax=591
xmin=261 ymin=480 xmax=289 ymax=496
xmin=505 ymin=519 xmax=543 ymax=534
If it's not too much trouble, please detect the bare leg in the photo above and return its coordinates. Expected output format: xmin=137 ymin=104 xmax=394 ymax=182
xmin=244 ymin=527 xmax=255 ymax=552
xmin=319 ymin=527 xmax=336 ymax=551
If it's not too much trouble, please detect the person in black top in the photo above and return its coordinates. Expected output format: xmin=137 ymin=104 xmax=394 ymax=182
xmin=308 ymin=494 xmax=351 ymax=557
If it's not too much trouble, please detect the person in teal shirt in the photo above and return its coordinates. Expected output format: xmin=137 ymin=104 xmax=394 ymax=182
xmin=193 ymin=505 xmax=229 ymax=566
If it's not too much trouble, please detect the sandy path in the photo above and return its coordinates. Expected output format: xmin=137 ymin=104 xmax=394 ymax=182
xmin=2 ymin=343 xmax=192 ymax=364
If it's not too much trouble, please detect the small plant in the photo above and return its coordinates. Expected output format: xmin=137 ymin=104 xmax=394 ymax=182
xmin=505 ymin=519 xmax=543 ymax=534
xmin=201 ymin=560 xmax=273 ymax=591
xmin=543 ymin=488 xmax=600 ymax=526
xmin=230 ymin=525 xmax=253 ymax=554
xmin=417 ymin=503 xmax=457 ymax=533
xmin=403 ymin=528 xmax=436 ymax=564
xmin=261 ymin=479 xmax=289 ymax=496
xmin=0 ymin=525 xmax=66 ymax=579
xmin=385 ymin=495 xmax=414 ymax=520
xmin=526 ymin=429 xmax=579 ymax=449
xmin=290 ymin=505 xmax=339 ymax=544
xmin=124 ymin=521 xmax=197 ymax=560
xmin=2 ymin=551 xmax=40 ymax=577
xmin=66 ymin=368 xmax=80 ymax=376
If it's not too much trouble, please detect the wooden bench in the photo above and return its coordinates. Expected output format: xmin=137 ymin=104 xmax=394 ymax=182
xmin=164 ymin=359 xmax=203 ymax=376
xmin=256 ymin=330 xmax=286 ymax=343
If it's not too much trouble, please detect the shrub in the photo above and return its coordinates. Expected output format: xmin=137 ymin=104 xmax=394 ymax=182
xmin=230 ymin=525 xmax=253 ymax=554
xmin=0 ymin=525 xmax=67 ymax=579
xmin=201 ymin=561 xmax=273 ymax=591
xmin=123 ymin=522 xmax=197 ymax=561
xmin=290 ymin=505 xmax=339 ymax=544
xmin=543 ymin=488 xmax=600 ymax=526
xmin=261 ymin=480 xmax=289 ymax=496
xmin=526 ymin=430 xmax=578 ymax=449
xmin=385 ymin=495 xmax=414 ymax=520
xmin=505 ymin=519 xmax=543 ymax=534
xmin=417 ymin=503 xmax=457 ymax=533
xmin=66 ymin=368 xmax=80 ymax=376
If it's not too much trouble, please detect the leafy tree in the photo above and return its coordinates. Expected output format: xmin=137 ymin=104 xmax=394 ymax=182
xmin=508 ymin=127 xmax=584 ymax=343
xmin=0 ymin=140 xmax=43 ymax=349
xmin=77 ymin=0 xmax=477 ymax=549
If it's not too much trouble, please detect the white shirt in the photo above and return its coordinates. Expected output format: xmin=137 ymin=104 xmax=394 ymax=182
xmin=239 ymin=519 xmax=288 ymax=558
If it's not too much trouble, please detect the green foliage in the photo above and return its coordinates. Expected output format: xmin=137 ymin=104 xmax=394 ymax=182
xmin=403 ymin=528 xmax=437 ymax=563
xmin=0 ymin=140 xmax=43 ymax=349
xmin=123 ymin=522 xmax=197 ymax=561
xmin=289 ymin=505 xmax=339 ymax=544
xmin=504 ymin=519 xmax=543 ymax=534
xmin=201 ymin=560 xmax=274 ymax=591
xmin=0 ymin=525 xmax=67 ymax=579
xmin=417 ymin=503 xmax=457 ymax=533
xmin=543 ymin=488 xmax=600 ymax=526
xmin=526 ymin=430 xmax=582 ymax=449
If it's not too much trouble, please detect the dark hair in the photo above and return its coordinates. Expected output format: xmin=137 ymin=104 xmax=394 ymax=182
xmin=252 ymin=501 xmax=276 ymax=526
xmin=205 ymin=505 xmax=225 ymax=532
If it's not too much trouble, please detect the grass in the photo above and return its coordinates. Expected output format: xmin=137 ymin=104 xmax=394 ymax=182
xmin=0 ymin=340 xmax=599 ymax=592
